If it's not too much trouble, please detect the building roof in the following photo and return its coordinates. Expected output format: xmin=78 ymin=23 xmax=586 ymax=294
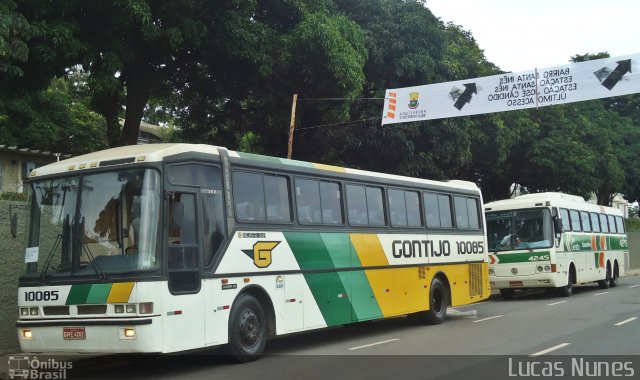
xmin=0 ymin=145 xmax=72 ymax=160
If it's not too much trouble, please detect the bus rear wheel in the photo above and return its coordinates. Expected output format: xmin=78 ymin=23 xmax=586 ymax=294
xmin=610 ymin=263 xmax=619 ymax=287
xmin=228 ymin=294 xmax=267 ymax=362
xmin=598 ymin=264 xmax=611 ymax=289
xmin=415 ymin=277 xmax=449 ymax=325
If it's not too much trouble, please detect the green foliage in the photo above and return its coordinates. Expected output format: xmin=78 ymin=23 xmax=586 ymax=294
xmin=2 ymin=0 xmax=640 ymax=209
xmin=0 ymin=0 xmax=32 ymax=77
xmin=626 ymin=217 xmax=640 ymax=232
xmin=0 ymin=191 xmax=28 ymax=201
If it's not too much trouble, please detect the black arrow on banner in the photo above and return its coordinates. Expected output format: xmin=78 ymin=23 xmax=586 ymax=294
xmin=453 ymin=83 xmax=477 ymax=110
xmin=601 ymin=59 xmax=632 ymax=90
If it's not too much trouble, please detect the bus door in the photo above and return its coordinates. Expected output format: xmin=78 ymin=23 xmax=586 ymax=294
xmin=162 ymin=183 xmax=206 ymax=351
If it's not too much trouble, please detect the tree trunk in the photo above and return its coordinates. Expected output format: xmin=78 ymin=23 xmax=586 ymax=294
xmin=595 ymin=191 xmax=613 ymax=206
xmin=120 ymin=63 xmax=154 ymax=146
xmin=90 ymin=88 xmax=122 ymax=148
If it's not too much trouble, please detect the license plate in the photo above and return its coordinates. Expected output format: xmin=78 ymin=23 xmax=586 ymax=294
xmin=63 ymin=327 xmax=86 ymax=340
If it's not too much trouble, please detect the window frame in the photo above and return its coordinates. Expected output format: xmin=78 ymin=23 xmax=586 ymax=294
xmin=232 ymin=170 xmax=292 ymax=224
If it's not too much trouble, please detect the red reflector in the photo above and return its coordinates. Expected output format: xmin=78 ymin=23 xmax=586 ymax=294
xmin=287 ymin=298 xmax=296 ymax=303
xmin=175 ymin=310 xmax=182 ymax=315
xmin=223 ymin=305 xmax=230 ymax=310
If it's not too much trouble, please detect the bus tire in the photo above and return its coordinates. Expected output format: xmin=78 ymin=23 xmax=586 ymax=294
xmin=417 ymin=277 xmax=448 ymax=325
xmin=499 ymin=289 xmax=515 ymax=300
xmin=228 ymin=294 xmax=267 ymax=362
xmin=610 ymin=262 xmax=619 ymax=288
xmin=558 ymin=267 xmax=574 ymax=297
xmin=598 ymin=263 xmax=611 ymax=289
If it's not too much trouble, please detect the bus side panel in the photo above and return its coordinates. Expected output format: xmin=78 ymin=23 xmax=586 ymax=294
xmin=434 ymin=262 xmax=488 ymax=307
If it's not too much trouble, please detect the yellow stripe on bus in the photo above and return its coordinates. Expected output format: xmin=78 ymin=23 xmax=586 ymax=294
xmin=106 ymin=282 xmax=135 ymax=303
xmin=313 ymin=163 xmax=347 ymax=173
xmin=350 ymin=234 xmax=394 ymax=317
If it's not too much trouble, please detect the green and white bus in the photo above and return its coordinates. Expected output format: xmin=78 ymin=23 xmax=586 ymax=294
xmin=17 ymin=144 xmax=488 ymax=360
xmin=485 ymin=192 xmax=628 ymax=299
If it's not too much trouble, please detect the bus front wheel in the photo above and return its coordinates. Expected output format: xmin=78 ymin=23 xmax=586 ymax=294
xmin=499 ymin=289 xmax=515 ymax=300
xmin=228 ymin=294 xmax=267 ymax=362
xmin=558 ymin=269 xmax=574 ymax=297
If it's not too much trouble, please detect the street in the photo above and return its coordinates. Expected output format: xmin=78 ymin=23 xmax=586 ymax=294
xmin=58 ymin=275 xmax=640 ymax=380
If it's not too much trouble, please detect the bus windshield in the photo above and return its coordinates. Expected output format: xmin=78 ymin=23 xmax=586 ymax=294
xmin=486 ymin=209 xmax=553 ymax=251
xmin=23 ymin=168 xmax=161 ymax=280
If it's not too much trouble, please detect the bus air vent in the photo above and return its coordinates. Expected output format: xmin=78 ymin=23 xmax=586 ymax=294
xmin=99 ymin=157 xmax=136 ymax=167
xmin=43 ymin=306 xmax=70 ymax=316
xmin=468 ymin=263 xmax=483 ymax=297
xmin=77 ymin=305 xmax=107 ymax=315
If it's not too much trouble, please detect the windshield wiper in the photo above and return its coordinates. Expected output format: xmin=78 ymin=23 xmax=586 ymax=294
xmin=39 ymin=234 xmax=62 ymax=284
xmin=80 ymin=239 xmax=107 ymax=280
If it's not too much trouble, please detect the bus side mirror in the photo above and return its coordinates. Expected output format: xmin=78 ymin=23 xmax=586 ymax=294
xmin=553 ymin=216 xmax=563 ymax=234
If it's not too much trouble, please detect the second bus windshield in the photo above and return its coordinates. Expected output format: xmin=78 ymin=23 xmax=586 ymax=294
xmin=487 ymin=209 xmax=553 ymax=251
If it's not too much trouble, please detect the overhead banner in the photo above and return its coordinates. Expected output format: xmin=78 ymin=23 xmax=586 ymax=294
xmin=381 ymin=53 xmax=640 ymax=125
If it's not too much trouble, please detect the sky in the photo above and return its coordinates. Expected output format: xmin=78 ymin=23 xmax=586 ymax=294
xmin=425 ymin=0 xmax=640 ymax=73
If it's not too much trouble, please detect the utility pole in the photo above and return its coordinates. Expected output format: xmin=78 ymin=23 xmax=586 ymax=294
xmin=287 ymin=93 xmax=298 ymax=159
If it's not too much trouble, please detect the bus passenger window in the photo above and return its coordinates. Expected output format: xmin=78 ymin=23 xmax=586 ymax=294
xmin=590 ymin=212 xmax=601 ymax=232
xmin=580 ymin=211 xmax=591 ymax=232
xmin=560 ymin=208 xmax=571 ymax=231
xmin=347 ymin=185 xmax=368 ymax=226
xmin=615 ymin=216 xmax=625 ymax=233
xmin=454 ymin=196 xmax=470 ymax=229
xmin=607 ymin=215 xmax=616 ymax=233
xmin=599 ymin=214 xmax=609 ymax=233
xmin=570 ymin=210 xmax=582 ymax=232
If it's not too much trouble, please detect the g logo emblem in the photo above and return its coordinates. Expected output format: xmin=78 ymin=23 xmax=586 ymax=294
xmin=243 ymin=241 xmax=280 ymax=268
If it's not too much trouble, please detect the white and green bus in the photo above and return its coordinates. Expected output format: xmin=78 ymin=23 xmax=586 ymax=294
xmin=17 ymin=144 xmax=488 ymax=360
xmin=485 ymin=192 xmax=628 ymax=299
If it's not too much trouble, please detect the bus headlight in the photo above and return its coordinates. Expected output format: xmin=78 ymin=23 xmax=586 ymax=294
xmin=20 ymin=308 xmax=29 ymax=316
xmin=488 ymin=268 xmax=494 ymax=275
xmin=29 ymin=307 xmax=38 ymax=316
xmin=544 ymin=265 xmax=551 ymax=272
xmin=22 ymin=329 xmax=33 ymax=340
xmin=138 ymin=302 xmax=153 ymax=315
xmin=115 ymin=305 xmax=124 ymax=314
xmin=511 ymin=268 xmax=518 ymax=275
xmin=537 ymin=265 xmax=544 ymax=273
xmin=125 ymin=304 xmax=136 ymax=314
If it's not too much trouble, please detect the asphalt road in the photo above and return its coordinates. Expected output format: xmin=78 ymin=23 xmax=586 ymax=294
xmin=62 ymin=275 xmax=640 ymax=380
xmin=5 ymin=275 xmax=639 ymax=380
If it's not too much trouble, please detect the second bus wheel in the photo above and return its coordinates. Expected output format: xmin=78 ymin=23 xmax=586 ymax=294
xmin=499 ymin=288 xmax=515 ymax=300
xmin=228 ymin=294 xmax=267 ymax=362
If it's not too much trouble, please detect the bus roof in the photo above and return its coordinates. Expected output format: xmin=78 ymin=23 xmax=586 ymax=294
xmin=484 ymin=192 xmax=623 ymax=216
xmin=29 ymin=143 xmax=480 ymax=193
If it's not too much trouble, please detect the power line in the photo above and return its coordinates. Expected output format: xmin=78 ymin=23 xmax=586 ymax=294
xmin=295 ymin=116 xmax=382 ymax=132
xmin=298 ymin=97 xmax=385 ymax=101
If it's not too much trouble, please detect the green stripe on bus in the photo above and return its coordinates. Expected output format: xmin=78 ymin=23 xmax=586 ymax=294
xmin=65 ymin=284 xmax=92 ymax=305
xmin=85 ymin=283 xmax=112 ymax=304
xmin=609 ymin=236 xmax=627 ymax=250
xmin=495 ymin=251 xmax=551 ymax=263
xmin=285 ymin=232 xmax=358 ymax=326
xmin=347 ymin=238 xmax=383 ymax=320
